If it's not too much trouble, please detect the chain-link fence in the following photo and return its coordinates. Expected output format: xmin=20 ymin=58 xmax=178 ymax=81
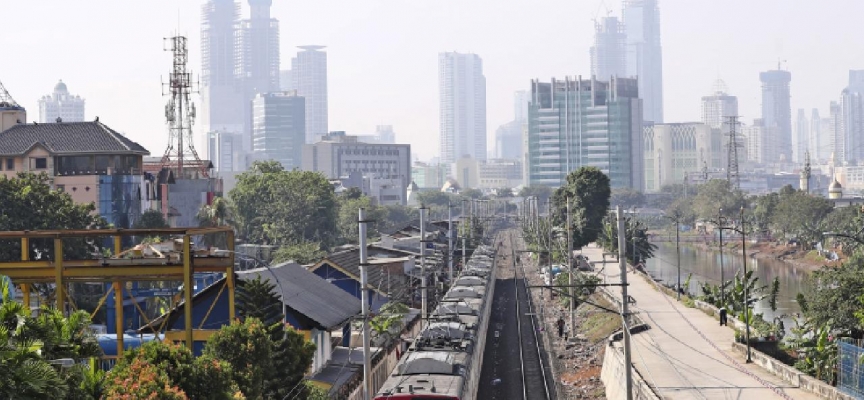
xmin=838 ymin=337 xmax=864 ymax=399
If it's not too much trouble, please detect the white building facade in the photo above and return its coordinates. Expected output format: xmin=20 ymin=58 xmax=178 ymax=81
xmin=643 ymin=123 xmax=722 ymax=192
xmin=439 ymin=52 xmax=486 ymax=164
xmin=38 ymin=81 xmax=85 ymax=123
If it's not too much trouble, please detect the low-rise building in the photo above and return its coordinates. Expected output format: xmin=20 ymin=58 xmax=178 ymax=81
xmin=0 ymin=120 xmax=150 ymax=228
xmin=302 ymin=132 xmax=411 ymax=204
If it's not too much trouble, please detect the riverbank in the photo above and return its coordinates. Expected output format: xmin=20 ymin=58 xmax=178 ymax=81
xmin=679 ymin=237 xmax=842 ymax=272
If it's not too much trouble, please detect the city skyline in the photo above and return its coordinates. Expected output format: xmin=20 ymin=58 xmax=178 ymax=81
xmin=4 ymin=0 xmax=864 ymax=162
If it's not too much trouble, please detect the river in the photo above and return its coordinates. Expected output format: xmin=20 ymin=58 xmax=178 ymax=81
xmin=644 ymin=243 xmax=812 ymax=325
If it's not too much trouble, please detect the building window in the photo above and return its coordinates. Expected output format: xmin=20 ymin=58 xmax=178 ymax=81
xmin=32 ymin=158 xmax=48 ymax=170
xmin=5 ymin=158 xmax=13 ymax=170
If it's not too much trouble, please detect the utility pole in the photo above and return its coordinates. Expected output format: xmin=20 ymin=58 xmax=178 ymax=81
xmin=726 ymin=115 xmax=742 ymax=190
xmin=676 ymin=216 xmax=681 ymax=301
xmin=616 ymin=206 xmax=634 ymax=400
xmin=448 ymin=202 xmax=454 ymax=283
xmin=419 ymin=205 xmax=428 ymax=324
xmin=358 ymin=208 xmax=372 ymax=400
xmin=741 ymin=206 xmax=752 ymax=363
xmin=567 ymin=197 xmax=574 ymax=331
xmin=719 ymin=208 xmax=725 ymax=306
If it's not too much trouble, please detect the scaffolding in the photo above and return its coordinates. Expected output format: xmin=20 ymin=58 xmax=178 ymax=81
xmin=4 ymin=227 xmax=235 ymax=357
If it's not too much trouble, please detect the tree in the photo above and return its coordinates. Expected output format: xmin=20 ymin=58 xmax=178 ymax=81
xmin=0 ymin=172 xmax=106 ymax=262
xmin=596 ymin=215 xmax=657 ymax=264
xmin=337 ymin=195 xmax=386 ymax=244
xmin=770 ymin=192 xmax=833 ymax=244
xmin=271 ymin=242 xmax=326 ymax=265
xmin=0 ymin=279 xmax=103 ymax=400
xmin=229 ymin=161 xmax=337 ymax=247
xmin=107 ymin=340 xmax=238 ymax=399
xmin=802 ymin=253 xmax=864 ymax=337
xmin=610 ymin=187 xmax=645 ymax=209
xmin=135 ymin=209 xmax=170 ymax=229
xmin=495 ymin=188 xmax=514 ymax=198
xmin=380 ymin=205 xmax=418 ymax=233
xmin=229 ymin=277 xmax=316 ymax=399
xmin=369 ymin=302 xmax=410 ymax=344
xmin=552 ymin=167 xmax=611 ymax=249
xmin=460 ymin=188 xmax=484 ymax=200
xmin=690 ymin=179 xmax=746 ymax=222
xmin=341 ymin=187 xmax=364 ymax=200
xmin=197 ymin=197 xmax=231 ymax=228
xmin=103 ymin=357 xmax=188 ymax=399
xmin=203 ymin=318 xmax=314 ymax=400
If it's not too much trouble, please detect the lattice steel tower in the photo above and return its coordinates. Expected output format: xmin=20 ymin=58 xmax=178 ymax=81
xmin=161 ymin=36 xmax=207 ymax=178
xmin=725 ymin=115 xmax=742 ymax=189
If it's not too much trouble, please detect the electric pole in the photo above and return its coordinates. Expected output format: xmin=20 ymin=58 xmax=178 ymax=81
xmin=567 ymin=197 xmax=574 ymax=331
xmin=616 ymin=206 xmax=634 ymax=400
xmin=358 ymin=208 xmax=372 ymax=400
xmin=419 ymin=205 xmax=428 ymax=324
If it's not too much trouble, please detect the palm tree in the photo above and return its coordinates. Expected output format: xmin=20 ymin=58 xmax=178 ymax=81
xmin=197 ymin=197 xmax=232 ymax=248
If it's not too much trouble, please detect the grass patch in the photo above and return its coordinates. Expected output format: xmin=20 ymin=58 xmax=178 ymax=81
xmin=577 ymin=294 xmax=623 ymax=343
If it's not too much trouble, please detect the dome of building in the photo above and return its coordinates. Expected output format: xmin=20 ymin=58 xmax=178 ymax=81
xmin=54 ymin=80 xmax=68 ymax=94
xmin=829 ymin=175 xmax=843 ymax=199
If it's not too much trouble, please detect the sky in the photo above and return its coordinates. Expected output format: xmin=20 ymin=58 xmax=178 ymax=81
xmin=4 ymin=0 xmax=864 ymax=162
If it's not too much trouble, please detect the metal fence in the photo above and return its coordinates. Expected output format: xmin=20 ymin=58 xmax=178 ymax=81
xmin=838 ymin=338 xmax=864 ymax=399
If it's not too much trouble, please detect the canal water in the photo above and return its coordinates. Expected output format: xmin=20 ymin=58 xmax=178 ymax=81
xmin=644 ymin=243 xmax=812 ymax=324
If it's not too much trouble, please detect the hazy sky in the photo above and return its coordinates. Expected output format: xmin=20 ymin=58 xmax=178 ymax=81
xmin=4 ymin=1 xmax=863 ymax=161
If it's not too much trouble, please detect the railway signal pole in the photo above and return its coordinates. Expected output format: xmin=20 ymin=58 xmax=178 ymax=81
xmin=617 ymin=206 xmax=634 ymax=400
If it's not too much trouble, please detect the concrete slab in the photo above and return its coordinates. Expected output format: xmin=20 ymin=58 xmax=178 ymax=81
xmin=581 ymin=244 xmax=821 ymax=400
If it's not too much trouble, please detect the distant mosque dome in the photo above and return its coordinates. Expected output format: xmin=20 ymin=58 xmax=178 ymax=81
xmin=829 ymin=176 xmax=843 ymax=199
xmin=54 ymin=80 xmax=68 ymax=94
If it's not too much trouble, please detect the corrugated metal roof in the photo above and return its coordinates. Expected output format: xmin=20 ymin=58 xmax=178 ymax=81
xmin=238 ymin=262 xmax=361 ymax=329
xmin=0 ymin=121 xmax=149 ymax=156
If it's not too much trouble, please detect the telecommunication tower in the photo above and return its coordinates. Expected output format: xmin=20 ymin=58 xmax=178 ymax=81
xmin=0 ymin=80 xmax=19 ymax=106
xmin=724 ymin=115 xmax=742 ymax=190
xmin=160 ymin=35 xmax=207 ymax=178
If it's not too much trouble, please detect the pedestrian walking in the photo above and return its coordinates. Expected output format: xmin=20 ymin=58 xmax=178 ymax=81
xmin=719 ymin=307 xmax=728 ymax=326
xmin=556 ymin=317 xmax=565 ymax=338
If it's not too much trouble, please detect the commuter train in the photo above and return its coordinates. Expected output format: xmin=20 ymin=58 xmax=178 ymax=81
xmin=374 ymin=242 xmax=498 ymax=400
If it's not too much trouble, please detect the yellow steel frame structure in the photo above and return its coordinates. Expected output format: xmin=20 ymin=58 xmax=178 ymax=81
xmin=0 ymin=227 xmax=235 ymax=357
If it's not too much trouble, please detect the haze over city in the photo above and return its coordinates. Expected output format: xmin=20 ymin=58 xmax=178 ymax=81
xmin=4 ymin=0 xmax=863 ymax=161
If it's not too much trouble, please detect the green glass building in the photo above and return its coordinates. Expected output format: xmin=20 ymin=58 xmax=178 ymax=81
xmin=526 ymin=76 xmax=643 ymax=189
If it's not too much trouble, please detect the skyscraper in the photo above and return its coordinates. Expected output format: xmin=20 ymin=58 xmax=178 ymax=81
xmin=830 ymin=101 xmax=843 ymax=162
xmin=287 ymin=46 xmax=329 ymax=143
xmin=38 ymin=80 xmax=85 ymax=123
xmin=237 ymin=0 xmax=280 ymax=144
xmin=701 ymin=80 xmax=738 ymax=129
xmin=623 ymin=0 xmax=664 ymax=123
xmin=526 ymin=76 xmax=642 ymax=189
xmin=591 ymin=16 xmax=627 ymax=81
xmin=514 ymin=90 xmax=530 ymax=123
xmin=759 ymin=68 xmax=792 ymax=162
xmin=439 ymin=52 xmax=486 ymax=164
xmin=494 ymin=121 xmax=522 ymax=159
xmin=795 ymin=109 xmax=809 ymax=163
xmin=201 ymin=0 xmax=242 ymax=137
xmin=252 ymin=92 xmax=305 ymax=170
xmin=841 ymin=70 xmax=864 ymax=163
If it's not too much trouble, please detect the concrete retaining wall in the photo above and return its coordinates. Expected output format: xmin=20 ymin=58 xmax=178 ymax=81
xmin=601 ymin=342 xmax=659 ymax=400
xmin=731 ymin=342 xmax=856 ymax=400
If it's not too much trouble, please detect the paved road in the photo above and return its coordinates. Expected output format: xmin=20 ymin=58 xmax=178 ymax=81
xmin=583 ymin=244 xmax=821 ymax=400
xmin=478 ymin=231 xmax=555 ymax=400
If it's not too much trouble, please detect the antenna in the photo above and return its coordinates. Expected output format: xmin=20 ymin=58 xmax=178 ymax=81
xmin=0 ymin=80 xmax=19 ymax=106
xmin=160 ymin=35 xmax=207 ymax=178
xmin=725 ymin=116 xmax=742 ymax=190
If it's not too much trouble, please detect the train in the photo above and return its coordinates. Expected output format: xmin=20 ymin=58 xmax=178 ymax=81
xmin=374 ymin=241 xmax=499 ymax=400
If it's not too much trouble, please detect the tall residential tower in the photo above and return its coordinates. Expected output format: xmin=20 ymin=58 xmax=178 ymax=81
xmin=590 ymin=17 xmax=627 ymax=81
xmin=623 ymin=0 xmax=664 ymax=124
xmin=439 ymin=52 xmax=486 ymax=164
xmin=252 ymin=92 xmax=305 ymax=170
xmin=200 ymin=0 xmax=242 ymax=137
xmin=286 ymin=46 xmax=329 ymax=143
xmin=841 ymin=70 xmax=864 ymax=164
xmin=759 ymin=68 xmax=792 ymax=163
xmin=237 ymin=0 xmax=280 ymax=144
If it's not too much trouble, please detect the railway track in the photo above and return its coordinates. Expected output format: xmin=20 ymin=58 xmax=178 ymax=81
xmin=513 ymin=231 xmax=555 ymax=400
xmin=478 ymin=229 xmax=555 ymax=400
